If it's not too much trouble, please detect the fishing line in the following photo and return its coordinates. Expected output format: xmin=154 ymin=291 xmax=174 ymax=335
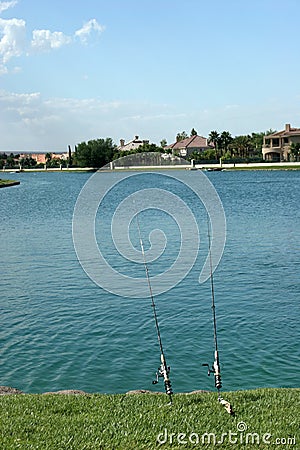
xmin=134 ymin=207 xmax=173 ymax=404
xmin=203 ymin=213 xmax=234 ymax=415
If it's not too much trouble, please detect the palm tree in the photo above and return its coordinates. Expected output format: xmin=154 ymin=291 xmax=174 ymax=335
xmin=250 ymin=132 xmax=265 ymax=156
xmin=231 ymin=135 xmax=252 ymax=158
xmin=265 ymin=128 xmax=276 ymax=136
xmin=220 ymin=131 xmax=233 ymax=156
xmin=208 ymin=130 xmax=220 ymax=160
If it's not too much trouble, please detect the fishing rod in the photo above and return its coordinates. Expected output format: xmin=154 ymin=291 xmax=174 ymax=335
xmin=202 ymin=214 xmax=234 ymax=415
xmin=135 ymin=210 xmax=173 ymax=405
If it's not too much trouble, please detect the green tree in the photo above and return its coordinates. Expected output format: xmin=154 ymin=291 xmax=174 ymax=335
xmin=230 ymin=135 xmax=252 ymax=158
xmin=0 ymin=153 xmax=7 ymax=169
xmin=219 ymin=131 xmax=233 ymax=156
xmin=136 ymin=142 xmax=163 ymax=153
xmin=160 ymin=139 xmax=167 ymax=148
xmin=74 ymin=138 xmax=116 ymax=168
xmin=47 ymin=157 xmax=66 ymax=168
xmin=190 ymin=128 xmax=197 ymax=136
xmin=290 ymin=142 xmax=300 ymax=161
xmin=176 ymin=131 xmax=188 ymax=142
xmin=265 ymin=128 xmax=277 ymax=136
xmin=5 ymin=153 xmax=17 ymax=168
xmin=250 ymin=132 xmax=266 ymax=156
xmin=189 ymin=148 xmax=216 ymax=161
xmin=208 ymin=130 xmax=220 ymax=159
xmin=19 ymin=157 xmax=37 ymax=168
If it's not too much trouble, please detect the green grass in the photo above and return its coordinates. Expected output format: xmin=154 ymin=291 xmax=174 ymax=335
xmin=0 ymin=178 xmax=14 ymax=185
xmin=226 ymin=165 xmax=300 ymax=170
xmin=0 ymin=178 xmax=20 ymax=187
xmin=0 ymin=388 xmax=298 ymax=449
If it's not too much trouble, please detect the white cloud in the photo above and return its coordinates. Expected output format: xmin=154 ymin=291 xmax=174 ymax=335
xmin=0 ymin=90 xmax=179 ymax=151
xmin=0 ymin=17 xmax=26 ymax=63
xmin=0 ymin=1 xmax=17 ymax=14
xmin=0 ymin=90 xmax=125 ymax=151
xmin=0 ymin=1 xmax=105 ymax=73
xmin=75 ymin=19 xmax=105 ymax=43
xmin=31 ymin=29 xmax=72 ymax=51
xmin=2 ymin=88 xmax=300 ymax=152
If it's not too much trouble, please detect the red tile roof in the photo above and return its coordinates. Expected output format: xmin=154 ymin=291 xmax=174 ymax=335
xmin=167 ymin=135 xmax=214 ymax=149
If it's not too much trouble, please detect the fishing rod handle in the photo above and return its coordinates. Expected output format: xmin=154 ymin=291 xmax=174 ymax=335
xmin=215 ymin=374 xmax=222 ymax=390
xmin=164 ymin=377 xmax=173 ymax=396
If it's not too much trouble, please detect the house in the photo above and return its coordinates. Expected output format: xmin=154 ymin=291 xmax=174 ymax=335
xmin=118 ymin=136 xmax=149 ymax=152
xmin=19 ymin=153 xmax=47 ymax=164
xmin=51 ymin=153 xmax=68 ymax=161
xmin=31 ymin=153 xmax=47 ymax=164
xmin=262 ymin=124 xmax=300 ymax=161
xmin=166 ymin=135 xmax=214 ymax=158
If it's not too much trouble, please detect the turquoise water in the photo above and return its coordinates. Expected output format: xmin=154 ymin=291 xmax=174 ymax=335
xmin=0 ymin=170 xmax=299 ymax=393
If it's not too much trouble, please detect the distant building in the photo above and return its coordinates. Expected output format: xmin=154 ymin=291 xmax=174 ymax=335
xmin=118 ymin=136 xmax=150 ymax=152
xmin=31 ymin=153 xmax=46 ymax=164
xmin=51 ymin=153 xmax=68 ymax=161
xmin=19 ymin=152 xmax=68 ymax=164
xmin=166 ymin=135 xmax=214 ymax=158
xmin=19 ymin=153 xmax=45 ymax=164
xmin=262 ymin=124 xmax=300 ymax=161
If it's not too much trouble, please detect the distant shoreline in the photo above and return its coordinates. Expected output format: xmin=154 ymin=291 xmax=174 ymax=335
xmin=2 ymin=162 xmax=300 ymax=172
xmin=1 ymin=167 xmax=96 ymax=173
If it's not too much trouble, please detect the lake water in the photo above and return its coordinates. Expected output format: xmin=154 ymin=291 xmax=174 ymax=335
xmin=0 ymin=169 xmax=299 ymax=394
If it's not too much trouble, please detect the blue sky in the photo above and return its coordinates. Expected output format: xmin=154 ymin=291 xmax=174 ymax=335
xmin=1 ymin=0 xmax=300 ymax=151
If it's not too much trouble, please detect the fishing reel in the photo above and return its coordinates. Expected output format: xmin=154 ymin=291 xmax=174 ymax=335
xmin=202 ymin=361 xmax=222 ymax=390
xmin=152 ymin=363 xmax=173 ymax=396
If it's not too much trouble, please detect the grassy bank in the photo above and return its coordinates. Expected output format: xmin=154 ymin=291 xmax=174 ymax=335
xmin=0 ymin=388 xmax=298 ymax=449
xmin=225 ymin=165 xmax=300 ymax=171
xmin=0 ymin=178 xmax=20 ymax=188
